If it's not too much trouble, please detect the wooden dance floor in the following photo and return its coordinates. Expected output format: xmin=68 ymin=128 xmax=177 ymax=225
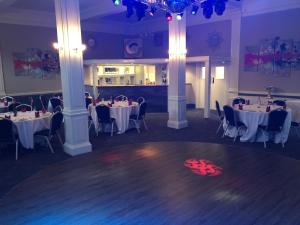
xmin=0 ymin=142 xmax=300 ymax=225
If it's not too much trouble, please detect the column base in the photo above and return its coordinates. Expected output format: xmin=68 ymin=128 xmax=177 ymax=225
xmin=167 ymin=120 xmax=188 ymax=129
xmin=64 ymin=142 xmax=92 ymax=156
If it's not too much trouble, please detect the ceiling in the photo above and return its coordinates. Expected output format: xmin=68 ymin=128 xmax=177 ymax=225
xmin=0 ymin=0 xmax=299 ymax=34
xmin=0 ymin=0 xmax=125 ymax=20
xmin=0 ymin=0 xmax=115 ymax=13
xmin=0 ymin=0 xmax=242 ymax=22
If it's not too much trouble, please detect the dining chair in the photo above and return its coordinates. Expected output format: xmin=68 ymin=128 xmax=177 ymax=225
xmin=34 ymin=112 xmax=64 ymax=153
xmin=0 ymin=118 xmax=19 ymax=160
xmin=8 ymin=102 xmax=21 ymax=112
xmin=53 ymin=105 xmax=63 ymax=113
xmin=290 ymin=121 xmax=300 ymax=138
xmin=115 ymin=95 xmax=128 ymax=101
xmin=85 ymin=97 xmax=93 ymax=109
xmin=232 ymin=97 xmax=246 ymax=106
xmin=258 ymin=109 xmax=288 ymax=148
xmin=273 ymin=100 xmax=286 ymax=107
xmin=50 ymin=97 xmax=62 ymax=112
xmin=222 ymin=105 xmax=246 ymax=142
xmin=0 ymin=96 xmax=14 ymax=102
xmin=15 ymin=104 xmax=32 ymax=112
xmin=215 ymin=100 xmax=224 ymax=135
xmin=39 ymin=95 xmax=48 ymax=111
xmin=95 ymin=105 xmax=116 ymax=136
xmin=137 ymin=97 xmax=145 ymax=105
xmin=129 ymin=102 xmax=148 ymax=133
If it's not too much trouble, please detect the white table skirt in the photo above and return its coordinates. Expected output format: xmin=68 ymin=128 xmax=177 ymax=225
xmin=89 ymin=101 xmax=139 ymax=134
xmin=47 ymin=101 xmax=53 ymax=113
xmin=0 ymin=102 xmax=11 ymax=113
xmin=286 ymin=100 xmax=300 ymax=123
xmin=4 ymin=111 xmax=52 ymax=149
xmin=224 ymin=105 xmax=292 ymax=144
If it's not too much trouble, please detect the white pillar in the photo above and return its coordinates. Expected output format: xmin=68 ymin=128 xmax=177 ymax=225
xmin=227 ymin=13 xmax=241 ymax=101
xmin=54 ymin=0 xmax=92 ymax=156
xmin=0 ymin=51 xmax=6 ymax=96
xmin=167 ymin=14 xmax=188 ymax=129
xmin=204 ymin=58 xmax=211 ymax=118
xmin=195 ymin=63 xmax=202 ymax=109
xmin=92 ymin=65 xmax=98 ymax=99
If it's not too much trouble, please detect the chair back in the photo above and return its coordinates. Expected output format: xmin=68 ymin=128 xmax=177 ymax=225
xmin=0 ymin=118 xmax=16 ymax=142
xmin=95 ymin=105 xmax=111 ymax=123
xmin=50 ymin=112 xmax=64 ymax=135
xmin=232 ymin=97 xmax=246 ymax=106
xmin=39 ymin=95 xmax=48 ymax=110
xmin=1 ymin=96 xmax=14 ymax=102
xmin=8 ymin=102 xmax=20 ymax=112
xmin=115 ymin=95 xmax=128 ymax=101
xmin=273 ymin=100 xmax=286 ymax=107
xmin=16 ymin=104 xmax=32 ymax=111
xmin=137 ymin=97 xmax=145 ymax=105
xmin=223 ymin=105 xmax=236 ymax=127
xmin=267 ymin=109 xmax=288 ymax=132
xmin=137 ymin=102 xmax=147 ymax=119
xmin=215 ymin=100 xmax=222 ymax=118
xmin=54 ymin=105 xmax=63 ymax=113
xmin=50 ymin=98 xmax=62 ymax=110
xmin=85 ymin=97 xmax=92 ymax=109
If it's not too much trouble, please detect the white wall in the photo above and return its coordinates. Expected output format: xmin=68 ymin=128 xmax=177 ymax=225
xmin=239 ymin=8 xmax=300 ymax=96
xmin=0 ymin=23 xmax=61 ymax=95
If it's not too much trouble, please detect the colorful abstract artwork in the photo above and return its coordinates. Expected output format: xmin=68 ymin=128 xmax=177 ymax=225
xmin=13 ymin=48 xmax=60 ymax=79
xmin=244 ymin=37 xmax=300 ymax=76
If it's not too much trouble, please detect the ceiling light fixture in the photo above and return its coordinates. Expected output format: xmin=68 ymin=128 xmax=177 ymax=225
xmin=115 ymin=0 xmax=238 ymax=21
xmin=191 ymin=5 xmax=199 ymax=15
xmin=166 ymin=11 xmax=173 ymax=21
xmin=112 ymin=0 xmax=121 ymax=6
xmin=176 ymin=12 xmax=184 ymax=20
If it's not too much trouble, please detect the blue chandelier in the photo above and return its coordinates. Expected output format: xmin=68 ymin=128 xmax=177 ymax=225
xmin=112 ymin=0 xmax=237 ymax=21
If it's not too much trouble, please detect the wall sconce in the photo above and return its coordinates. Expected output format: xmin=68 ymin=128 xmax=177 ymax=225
xmin=52 ymin=42 xmax=87 ymax=52
xmin=73 ymin=44 xmax=87 ymax=52
xmin=53 ymin=42 xmax=63 ymax=51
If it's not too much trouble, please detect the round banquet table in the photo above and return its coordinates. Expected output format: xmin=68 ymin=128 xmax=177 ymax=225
xmin=286 ymin=99 xmax=300 ymax=123
xmin=224 ymin=104 xmax=292 ymax=144
xmin=1 ymin=111 xmax=52 ymax=149
xmin=89 ymin=101 xmax=139 ymax=134
xmin=0 ymin=102 xmax=11 ymax=113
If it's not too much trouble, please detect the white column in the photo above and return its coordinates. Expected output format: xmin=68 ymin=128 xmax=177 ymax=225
xmin=0 ymin=51 xmax=6 ymax=96
xmin=227 ymin=13 xmax=241 ymax=101
xmin=92 ymin=65 xmax=98 ymax=99
xmin=204 ymin=58 xmax=211 ymax=118
xmin=54 ymin=0 xmax=92 ymax=156
xmin=195 ymin=63 xmax=202 ymax=109
xmin=167 ymin=14 xmax=188 ymax=129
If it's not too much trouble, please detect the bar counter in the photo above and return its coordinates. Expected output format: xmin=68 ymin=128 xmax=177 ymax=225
xmin=91 ymin=85 xmax=168 ymax=112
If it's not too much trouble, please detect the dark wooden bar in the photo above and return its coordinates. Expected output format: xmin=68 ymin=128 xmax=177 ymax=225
xmin=96 ymin=85 xmax=168 ymax=112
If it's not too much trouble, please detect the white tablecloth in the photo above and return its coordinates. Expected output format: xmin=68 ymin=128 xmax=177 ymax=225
xmin=0 ymin=102 xmax=11 ymax=113
xmin=286 ymin=100 xmax=300 ymax=123
xmin=1 ymin=111 xmax=52 ymax=149
xmin=89 ymin=101 xmax=139 ymax=134
xmin=225 ymin=104 xmax=292 ymax=144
